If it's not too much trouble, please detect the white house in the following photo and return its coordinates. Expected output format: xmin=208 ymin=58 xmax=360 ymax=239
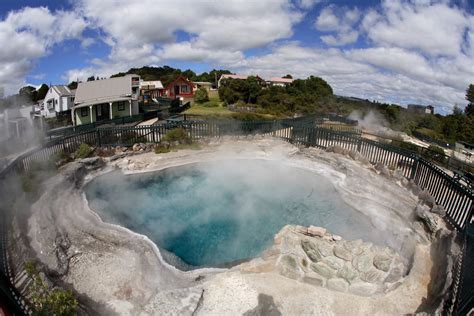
xmin=35 ymin=85 xmax=76 ymax=118
xmin=217 ymin=74 xmax=249 ymax=88
xmin=72 ymin=74 xmax=140 ymax=126
xmin=267 ymin=77 xmax=294 ymax=87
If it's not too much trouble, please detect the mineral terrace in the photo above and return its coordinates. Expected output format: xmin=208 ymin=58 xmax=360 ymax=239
xmin=17 ymin=137 xmax=459 ymax=315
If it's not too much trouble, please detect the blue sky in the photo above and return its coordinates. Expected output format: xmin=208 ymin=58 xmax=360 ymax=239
xmin=0 ymin=0 xmax=473 ymax=113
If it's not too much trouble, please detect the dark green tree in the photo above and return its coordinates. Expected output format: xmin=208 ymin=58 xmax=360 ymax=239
xmin=465 ymin=84 xmax=474 ymax=116
xmin=67 ymin=81 xmax=78 ymax=90
xmin=246 ymin=76 xmax=262 ymax=103
xmin=194 ymin=87 xmax=209 ymax=103
xmin=19 ymin=86 xmax=37 ymax=102
xmin=36 ymin=84 xmax=49 ymax=101
xmin=182 ymin=69 xmax=196 ymax=80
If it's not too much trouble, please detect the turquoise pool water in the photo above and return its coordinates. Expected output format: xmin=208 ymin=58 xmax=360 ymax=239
xmin=85 ymin=160 xmax=385 ymax=268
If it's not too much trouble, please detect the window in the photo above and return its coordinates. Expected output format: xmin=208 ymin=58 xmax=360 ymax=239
xmin=80 ymin=107 xmax=88 ymax=117
xmin=181 ymin=85 xmax=189 ymax=93
xmin=118 ymin=101 xmax=126 ymax=111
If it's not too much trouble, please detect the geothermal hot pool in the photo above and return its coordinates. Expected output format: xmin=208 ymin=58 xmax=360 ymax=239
xmin=85 ymin=159 xmax=389 ymax=269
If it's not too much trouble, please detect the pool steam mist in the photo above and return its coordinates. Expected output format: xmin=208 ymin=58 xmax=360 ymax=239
xmin=86 ymin=159 xmax=393 ymax=269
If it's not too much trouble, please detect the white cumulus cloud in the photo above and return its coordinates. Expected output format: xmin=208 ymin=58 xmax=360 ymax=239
xmin=0 ymin=6 xmax=87 ymax=94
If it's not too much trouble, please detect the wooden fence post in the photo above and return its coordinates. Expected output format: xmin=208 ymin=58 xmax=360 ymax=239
xmin=97 ymin=129 xmax=101 ymax=147
xmin=410 ymin=156 xmax=419 ymax=180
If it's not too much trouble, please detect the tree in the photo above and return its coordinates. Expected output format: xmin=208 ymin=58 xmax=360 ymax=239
xmin=19 ymin=86 xmax=37 ymax=103
xmin=182 ymin=69 xmax=196 ymax=80
xmin=452 ymin=104 xmax=463 ymax=116
xmin=465 ymin=84 xmax=474 ymax=116
xmin=25 ymin=261 xmax=78 ymax=316
xmin=283 ymin=74 xmax=293 ymax=79
xmin=67 ymin=81 xmax=78 ymax=90
xmin=194 ymin=87 xmax=209 ymax=103
xmin=246 ymin=76 xmax=262 ymax=103
xmin=87 ymin=76 xmax=96 ymax=81
xmin=36 ymin=84 xmax=49 ymax=101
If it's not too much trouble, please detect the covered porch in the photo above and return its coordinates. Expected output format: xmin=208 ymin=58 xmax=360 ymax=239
xmin=73 ymin=99 xmax=133 ymax=126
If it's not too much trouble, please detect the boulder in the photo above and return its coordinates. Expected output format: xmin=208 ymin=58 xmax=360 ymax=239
xmin=374 ymin=162 xmax=390 ymax=176
xmin=132 ymin=143 xmax=141 ymax=152
xmin=321 ymin=256 xmax=345 ymax=271
xmin=344 ymin=239 xmax=364 ymax=256
xmin=431 ymin=205 xmax=446 ymax=217
xmin=327 ymin=278 xmax=349 ymax=293
xmin=393 ymin=169 xmax=405 ymax=181
xmin=308 ymin=226 xmax=326 ymax=237
xmin=360 ymin=269 xmax=384 ymax=283
xmin=332 ymin=235 xmax=342 ymax=241
xmin=295 ymin=225 xmax=308 ymax=234
xmin=278 ymin=255 xmax=301 ymax=280
xmin=303 ymin=273 xmax=325 ymax=287
xmin=333 ymin=245 xmax=352 ymax=261
xmin=310 ymin=262 xmax=336 ymax=279
xmin=408 ymin=180 xmax=422 ymax=196
xmin=352 ymin=254 xmax=374 ymax=272
xmin=373 ymin=253 xmax=393 ymax=272
xmin=384 ymin=265 xmax=404 ymax=283
xmin=317 ymin=240 xmax=334 ymax=257
xmin=418 ymin=190 xmax=436 ymax=207
xmin=301 ymin=240 xmax=321 ymax=262
xmin=415 ymin=203 xmax=439 ymax=233
xmin=326 ymin=146 xmax=345 ymax=155
xmin=337 ymin=265 xmax=358 ymax=283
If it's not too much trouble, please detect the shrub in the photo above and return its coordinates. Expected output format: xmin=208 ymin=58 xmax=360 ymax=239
xmin=392 ymin=140 xmax=420 ymax=153
xmin=25 ymin=261 xmax=78 ymax=316
xmin=423 ymin=145 xmax=447 ymax=164
xmin=194 ymin=87 xmax=209 ymax=103
xmin=74 ymin=143 xmax=92 ymax=159
xmin=155 ymin=146 xmax=171 ymax=154
xmin=162 ymin=128 xmax=191 ymax=144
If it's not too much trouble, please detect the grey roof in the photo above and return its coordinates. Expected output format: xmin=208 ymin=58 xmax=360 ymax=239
xmin=74 ymin=97 xmax=132 ymax=108
xmin=52 ymin=85 xmax=75 ymax=96
xmin=74 ymin=74 xmax=139 ymax=106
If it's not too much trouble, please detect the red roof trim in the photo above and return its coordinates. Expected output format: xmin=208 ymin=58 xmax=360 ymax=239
xmin=165 ymin=75 xmax=195 ymax=90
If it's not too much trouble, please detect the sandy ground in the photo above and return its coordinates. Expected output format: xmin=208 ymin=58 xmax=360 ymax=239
xmin=26 ymin=137 xmax=451 ymax=315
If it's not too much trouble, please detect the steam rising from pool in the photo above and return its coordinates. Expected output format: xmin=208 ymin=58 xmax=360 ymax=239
xmin=85 ymin=160 xmax=388 ymax=268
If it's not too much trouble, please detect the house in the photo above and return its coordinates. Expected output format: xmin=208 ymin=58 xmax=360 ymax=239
xmin=193 ymin=81 xmax=213 ymax=92
xmin=267 ymin=77 xmax=293 ymax=87
xmin=140 ymin=80 xmax=165 ymax=103
xmin=164 ymin=75 xmax=195 ymax=99
xmin=72 ymin=74 xmax=140 ymax=126
xmin=217 ymin=74 xmax=266 ymax=88
xmin=34 ymin=85 xmax=75 ymax=118
xmin=407 ymin=104 xmax=434 ymax=115
xmin=218 ymin=74 xmax=248 ymax=88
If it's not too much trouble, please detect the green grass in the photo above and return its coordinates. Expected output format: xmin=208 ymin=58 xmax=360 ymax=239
xmin=185 ymin=104 xmax=235 ymax=116
xmin=186 ymin=93 xmax=279 ymax=120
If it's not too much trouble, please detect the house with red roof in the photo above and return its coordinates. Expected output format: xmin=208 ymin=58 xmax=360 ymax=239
xmin=164 ymin=75 xmax=195 ymax=99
